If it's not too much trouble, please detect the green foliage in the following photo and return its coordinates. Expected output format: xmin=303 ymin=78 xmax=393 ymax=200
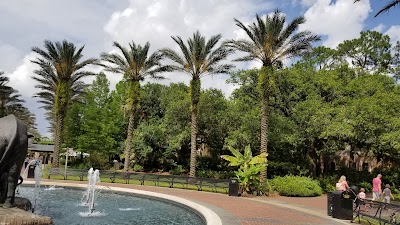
xmin=222 ymin=145 xmax=267 ymax=192
xmin=270 ymin=175 xmax=323 ymax=197
xmin=358 ymin=181 xmax=372 ymax=193
xmin=86 ymin=152 xmax=111 ymax=170
xmin=132 ymin=164 xmax=144 ymax=172
xmin=316 ymin=175 xmax=339 ymax=193
xmin=170 ymin=165 xmax=187 ymax=175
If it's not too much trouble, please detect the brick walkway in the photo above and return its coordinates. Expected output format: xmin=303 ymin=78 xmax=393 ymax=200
xmin=37 ymin=179 xmax=351 ymax=225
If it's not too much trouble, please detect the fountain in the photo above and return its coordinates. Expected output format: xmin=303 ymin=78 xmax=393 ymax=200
xmin=81 ymin=168 xmax=100 ymax=214
xmin=33 ymin=160 xmax=42 ymax=213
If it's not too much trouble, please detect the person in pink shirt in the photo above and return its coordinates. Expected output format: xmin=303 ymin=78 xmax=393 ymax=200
xmin=336 ymin=175 xmax=349 ymax=191
xmin=372 ymin=174 xmax=382 ymax=201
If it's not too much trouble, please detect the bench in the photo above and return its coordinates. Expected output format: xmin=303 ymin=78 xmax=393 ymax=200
xmin=106 ymin=171 xmax=146 ymax=184
xmin=66 ymin=169 xmax=86 ymax=181
xmin=352 ymin=198 xmax=400 ymax=224
xmin=196 ymin=178 xmax=230 ymax=193
xmin=170 ymin=176 xmax=190 ymax=189
xmin=47 ymin=168 xmax=66 ymax=179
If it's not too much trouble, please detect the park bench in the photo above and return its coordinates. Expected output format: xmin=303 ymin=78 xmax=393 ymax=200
xmin=106 ymin=171 xmax=146 ymax=184
xmin=47 ymin=168 xmax=66 ymax=179
xmin=66 ymin=169 xmax=86 ymax=181
xmin=352 ymin=198 xmax=400 ymax=224
xmin=47 ymin=168 xmax=86 ymax=181
xmin=170 ymin=175 xmax=190 ymax=189
xmin=195 ymin=177 xmax=230 ymax=193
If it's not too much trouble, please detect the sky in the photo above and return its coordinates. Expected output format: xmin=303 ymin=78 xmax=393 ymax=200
xmin=0 ymin=0 xmax=399 ymax=137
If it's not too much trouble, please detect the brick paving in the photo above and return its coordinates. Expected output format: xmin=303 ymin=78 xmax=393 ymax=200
xmin=38 ymin=179 xmax=351 ymax=225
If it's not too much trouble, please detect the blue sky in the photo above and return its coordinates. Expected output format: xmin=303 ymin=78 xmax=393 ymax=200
xmin=0 ymin=0 xmax=399 ymax=137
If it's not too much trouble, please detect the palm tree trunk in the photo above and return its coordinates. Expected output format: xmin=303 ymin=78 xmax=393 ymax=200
xmin=260 ymin=93 xmax=269 ymax=181
xmin=189 ymin=79 xmax=200 ymax=177
xmin=189 ymin=103 xmax=197 ymax=177
xmin=259 ymin=66 xmax=271 ymax=181
xmin=52 ymin=114 xmax=63 ymax=168
xmin=123 ymin=111 xmax=135 ymax=172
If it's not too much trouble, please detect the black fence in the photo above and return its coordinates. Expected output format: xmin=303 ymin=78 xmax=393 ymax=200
xmin=328 ymin=190 xmax=400 ymax=224
xmin=353 ymin=198 xmax=400 ymax=225
xmin=46 ymin=168 xmax=236 ymax=195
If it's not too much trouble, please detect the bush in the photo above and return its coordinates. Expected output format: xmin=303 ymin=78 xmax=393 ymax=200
xmin=317 ymin=175 xmax=339 ymax=193
xmin=252 ymin=181 xmax=273 ymax=196
xmin=169 ymin=165 xmax=186 ymax=175
xmin=87 ymin=152 xmax=110 ymax=170
xmin=133 ymin=164 xmax=144 ymax=172
xmin=358 ymin=181 xmax=372 ymax=193
xmin=269 ymin=175 xmax=322 ymax=197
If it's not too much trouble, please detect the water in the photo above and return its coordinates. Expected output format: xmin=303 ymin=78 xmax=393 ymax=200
xmin=81 ymin=168 xmax=100 ymax=213
xmin=17 ymin=187 xmax=205 ymax=225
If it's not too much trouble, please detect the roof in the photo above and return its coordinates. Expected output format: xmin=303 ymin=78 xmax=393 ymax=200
xmin=29 ymin=144 xmax=54 ymax=152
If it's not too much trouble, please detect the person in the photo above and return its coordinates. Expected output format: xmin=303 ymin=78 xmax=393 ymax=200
xmin=336 ymin=175 xmax=349 ymax=191
xmin=358 ymin=188 xmax=366 ymax=200
xmin=357 ymin=188 xmax=368 ymax=211
xmin=383 ymin=184 xmax=394 ymax=204
xmin=24 ymin=157 xmax=29 ymax=169
xmin=372 ymin=174 xmax=382 ymax=201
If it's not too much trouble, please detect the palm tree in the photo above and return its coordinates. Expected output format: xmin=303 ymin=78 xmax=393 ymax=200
xmin=226 ymin=10 xmax=320 ymax=180
xmin=100 ymin=41 xmax=172 ymax=172
xmin=354 ymin=0 xmax=400 ymax=17
xmin=161 ymin=31 xmax=234 ymax=177
xmin=31 ymin=40 xmax=97 ymax=168
xmin=0 ymin=71 xmax=37 ymax=131
xmin=0 ymin=72 xmax=24 ymax=117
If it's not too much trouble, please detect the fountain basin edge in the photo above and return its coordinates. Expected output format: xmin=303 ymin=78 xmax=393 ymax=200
xmin=23 ymin=180 xmax=222 ymax=225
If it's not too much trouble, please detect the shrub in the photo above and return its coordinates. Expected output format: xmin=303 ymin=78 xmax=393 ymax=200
xmin=133 ymin=164 xmax=144 ymax=172
xmin=358 ymin=181 xmax=372 ymax=193
xmin=317 ymin=175 xmax=339 ymax=193
xmin=270 ymin=175 xmax=322 ymax=197
xmin=170 ymin=165 xmax=186 ymax=175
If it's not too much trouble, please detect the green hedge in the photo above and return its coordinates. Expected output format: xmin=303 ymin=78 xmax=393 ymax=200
xmin=270 ymin=175 xmax=322 ymax=197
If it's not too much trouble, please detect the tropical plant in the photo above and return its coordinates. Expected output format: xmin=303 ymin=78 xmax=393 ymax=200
xmin=99 ymin=41 xmax=172 ymax=172
xmin=161 ymin=31 xmax=234 ymax=177
xmin=225 ymin=10 xmax=320 ymax=180
xmin=222 ymin=145 xmax=267 ymax=193
xmin=31 ymin=40 xmax=97 ymax=168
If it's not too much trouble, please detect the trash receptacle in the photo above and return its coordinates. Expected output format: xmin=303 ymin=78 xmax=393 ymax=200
xmin=27 ymin=165 xmax=35 ymax=178
xmin=327 ymin=191 xmax=333 ymax=216
xmin=228 ymin=179 xmax=239 ymax=196
xmin=331 ymin=191 xmax=353 ymax=220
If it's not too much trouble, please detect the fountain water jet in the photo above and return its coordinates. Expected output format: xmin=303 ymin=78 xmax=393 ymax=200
xmin=80 ymin=168 xmax=100 ymax=214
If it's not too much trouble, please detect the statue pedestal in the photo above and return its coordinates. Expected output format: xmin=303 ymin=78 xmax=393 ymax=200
xmin=0 ymin=197 xmax=52 ymax=225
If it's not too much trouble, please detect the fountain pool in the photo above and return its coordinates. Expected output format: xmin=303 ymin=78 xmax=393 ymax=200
xmin=17 ymin=186 xmax=206 ymax=225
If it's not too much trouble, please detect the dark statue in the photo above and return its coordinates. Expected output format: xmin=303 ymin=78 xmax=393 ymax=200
xmin=0 ymin=114 xmax=31 ymax=208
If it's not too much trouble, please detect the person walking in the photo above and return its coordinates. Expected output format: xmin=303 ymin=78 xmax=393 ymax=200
xmin=383 ymin=184 xmax=394 ymax=204
xmin=372 ymin=174 xmax=382 ymax=201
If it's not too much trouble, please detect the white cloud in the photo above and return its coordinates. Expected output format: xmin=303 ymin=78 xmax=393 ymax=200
xmin=300 ymin=0 xmax=371 ymax=48
xmin=7 ymin=52 xmax=39 ymax=98
xmin=103 ymin=0 xmax=275 ymax=96
xmin=385 ymin=25 xmax=400 ymax=44
xmin=373 ymin=24 xmax=386 ymax=33
xmin=292 ymin=0 xmax=318 ymax=7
